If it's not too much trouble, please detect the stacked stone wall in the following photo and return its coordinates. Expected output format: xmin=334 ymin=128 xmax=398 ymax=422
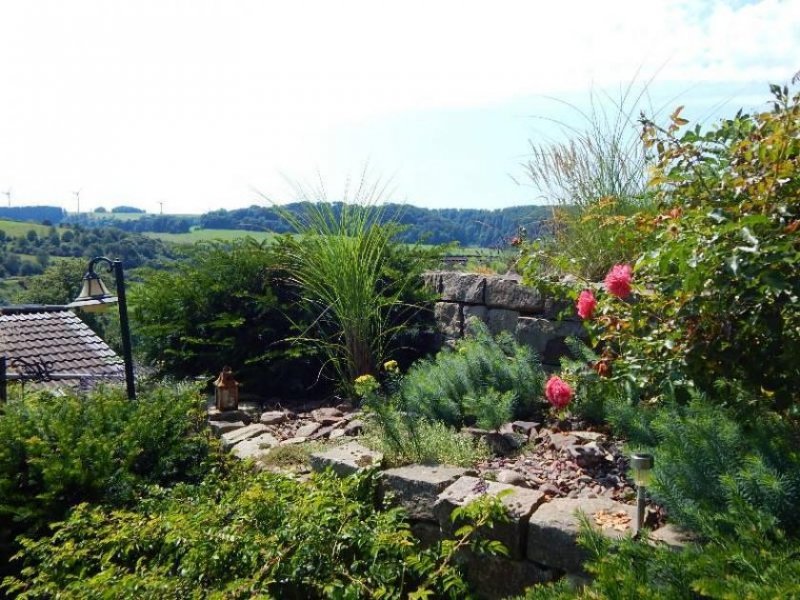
xmin=424 ymin=271 xmax=583 ymax=365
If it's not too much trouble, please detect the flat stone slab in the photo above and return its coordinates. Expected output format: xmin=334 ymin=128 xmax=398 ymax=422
xmin=231 ymin=432 xmax=279 ymax=460
xmin=220 ymin=423 xmax=269 ymax=450
xmin=309 ymin=441 xmax=384 ymax=477
xmin=381 ymin=465 xmax=467 ymax=521
xmin=208 ymin=408 xmax=251 ymax=424
xmin=259 ymin=410 xmax=288 ymax=425
xmin=209 ymin=421 xmax=245 ymax=436
xmin=648 ymin=524 xmax=696 ymax=551
xmin=434 ymin=476 xmax=545 ymax=559
xmin=484 ymin=277 xmax=545 ymax=313
xmin=296 ymin=422 xmax=322 ymax=438
xmin=527 ymin=497 xmax=637 ymax=573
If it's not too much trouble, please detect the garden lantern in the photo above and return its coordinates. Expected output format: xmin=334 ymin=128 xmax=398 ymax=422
xmin=630 ymin=453 xmax=654 ymax=533
xmin=214 ymin=366 xmax=239 ymax=411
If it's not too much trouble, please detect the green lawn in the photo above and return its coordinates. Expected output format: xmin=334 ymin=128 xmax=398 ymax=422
xmin=143 ymin=229 xmax=277 ymax=244
xmin=0 ymin=219 xmax=52 ymax=237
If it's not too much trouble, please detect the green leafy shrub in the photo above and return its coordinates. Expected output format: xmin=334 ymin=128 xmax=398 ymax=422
xmin=581 ymin=85 xmax=800 ymax=413
xmin=639 ymin=396 xmax=800 ymax=538
xmin=4 ymin=468 xmax=508 ymax=599
xmin=0 ymin=382 xmax=213 ymax=540
xmin=398 ymin=320 xmax=545 ymax=428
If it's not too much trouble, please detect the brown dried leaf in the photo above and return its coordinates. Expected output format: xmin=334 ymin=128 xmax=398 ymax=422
xmin=593 ymin=509 xmax=632 ymax=532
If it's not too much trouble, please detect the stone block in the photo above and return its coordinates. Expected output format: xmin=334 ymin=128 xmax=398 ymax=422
xmin=438 ymin=272 xmax=486 ymax=304
xmin=309 ymin=441 xmax=384 ymax=477
xmin=434 ymin=476 xmax=545 ymax=559
xmin=463 ymin=305 xmax=488 ymax=333
xmin=485 ymin=278 xmax=544 ymax=313
xmin=231 ymin=432 xmax=279 ymax=460
xmin=516 ymin=318 xmax=585 ymax=364
xmin=462 ymin=553 xmax=559 ymax=600
xmin=381 ymin=464 xmax=467 ymax=521
xmin=208 ymin=408 xmax=252 ymax=424
xmin=527 ymin=497 xmax=637 ymax=573
xmin=410 ymin=521 xmax=442 ymax=548
xmin=220 ymin=423 xmax=269 ymax=450
xmin=209 ymin=421 xmax=245 ymax=436
xmin=486 ymin=308 xmax=520 ymax=336
xmin=434 ymin=302 xmax=462 ymax=337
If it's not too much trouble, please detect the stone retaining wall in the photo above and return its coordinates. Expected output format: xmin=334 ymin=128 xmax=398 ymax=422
xmin=424 ymin=271 xmax=583 ymax=365
xmin=309 ymin=442 xmax=652 ymax=599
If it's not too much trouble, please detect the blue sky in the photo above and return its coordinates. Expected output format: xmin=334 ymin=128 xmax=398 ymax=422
xmin=0 ymin=0 xmax=798 ymax=214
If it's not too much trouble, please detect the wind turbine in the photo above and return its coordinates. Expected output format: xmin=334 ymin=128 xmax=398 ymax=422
xmin=72 ymin=189 xmax=82 ymax=214
xmin=2 ymin=188 xmax=10 ymax=207
xmin=157 ymin=200 xmax=165 ymax=215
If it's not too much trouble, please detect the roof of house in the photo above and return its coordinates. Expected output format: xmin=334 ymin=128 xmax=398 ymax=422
xmin=0 ymin=305 xmax=124 ymax=390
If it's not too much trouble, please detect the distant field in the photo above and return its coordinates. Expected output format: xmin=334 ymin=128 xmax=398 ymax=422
xmin=0 ymin=219 xmax=52 ymax=237
xmin=143 ymin=229 xmax=277 ymax=243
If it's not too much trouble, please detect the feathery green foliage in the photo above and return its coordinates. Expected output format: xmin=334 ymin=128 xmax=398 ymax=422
xmin=517 ymin=504 xmax=800 ymax=600
xmin=131 ymin=238 xmax=321 ymax=396
xmin=398 ymin=319 xmax=545 ymax=428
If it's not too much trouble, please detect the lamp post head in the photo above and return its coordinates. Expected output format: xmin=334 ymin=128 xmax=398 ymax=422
xmin=66 ymin=260 xmax=119 ymax=313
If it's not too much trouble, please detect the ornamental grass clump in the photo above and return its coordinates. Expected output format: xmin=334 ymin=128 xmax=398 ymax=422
xmin=267 ymin=176 xmax=437 ymax=390
xmin=519 ymin=80 xmax=661 ymax=280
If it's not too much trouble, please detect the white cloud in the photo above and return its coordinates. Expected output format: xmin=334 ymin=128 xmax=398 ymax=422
xmin=0 ymin=0 xmax=798 ymax=212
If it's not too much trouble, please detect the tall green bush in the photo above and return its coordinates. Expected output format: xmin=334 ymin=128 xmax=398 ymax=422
xmin=131 ymin=238 xmax=321 ymax=396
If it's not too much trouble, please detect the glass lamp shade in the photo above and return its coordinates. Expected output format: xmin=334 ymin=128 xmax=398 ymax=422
xmin=66 ymin=274 xmax=118 ymax=313
xmin=630 ymin=453 xmax=654 ymax=487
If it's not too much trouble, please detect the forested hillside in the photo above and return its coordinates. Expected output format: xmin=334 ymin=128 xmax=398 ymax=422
xmin=64 ymin=203 xmax=551 ymax=247
xmin=0 ymin=222 xmax=174 ymax=277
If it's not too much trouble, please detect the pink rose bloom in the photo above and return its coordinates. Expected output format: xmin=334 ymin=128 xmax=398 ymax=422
xmin=576 ymin=289 xmax=597 ymax=320
xmin=604 ymin=264 xmax=633 ymax=299
xmin=545 ymin=375 xmax=573 ymax=410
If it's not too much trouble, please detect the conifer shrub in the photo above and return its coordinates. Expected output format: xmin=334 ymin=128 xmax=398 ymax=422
xmin=4 ymin=468 xmax=509 ymax=599
xmin=0 ymin=383 xmax=213 ymax=541
xmin=517 ymin=505 xmax=800 ymax=599
xmin=397 ymin=319 xmax=545 ymax=429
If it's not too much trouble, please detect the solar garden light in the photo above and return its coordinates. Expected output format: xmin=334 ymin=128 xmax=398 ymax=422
xmin=630 ymin=453 xmax=654 ymax=534
xmin=67 ymin=256 xmax=136 ymax=401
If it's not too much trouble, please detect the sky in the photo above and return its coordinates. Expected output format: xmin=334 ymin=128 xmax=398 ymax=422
xmin=0 ymin=0 xmax=798 ymax=215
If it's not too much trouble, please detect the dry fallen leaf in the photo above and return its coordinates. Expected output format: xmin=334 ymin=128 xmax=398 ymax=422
xmin=593 ymin=509 xmax=632 ymax=532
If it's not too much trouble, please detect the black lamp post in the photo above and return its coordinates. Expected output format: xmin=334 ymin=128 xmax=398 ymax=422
xmin=67 ymin=257 xmax=136 ymax=400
